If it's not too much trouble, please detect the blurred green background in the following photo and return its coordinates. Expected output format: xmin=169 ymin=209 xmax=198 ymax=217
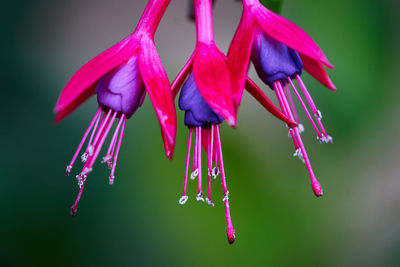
xmin=1 ymin=0 xmax=400 ymax=266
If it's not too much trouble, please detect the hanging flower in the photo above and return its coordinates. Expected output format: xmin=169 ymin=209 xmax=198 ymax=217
xmin=227 ymin=0 xmax=335 ymax=196
xmin=54 ymin=0 xmax=176 ymax=216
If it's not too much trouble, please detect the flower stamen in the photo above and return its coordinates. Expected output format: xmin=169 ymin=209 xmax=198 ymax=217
xmin=274 ymin=81 xmax=323 ymax=197
xmin=65 ymin=107 xmax=102 ymax=176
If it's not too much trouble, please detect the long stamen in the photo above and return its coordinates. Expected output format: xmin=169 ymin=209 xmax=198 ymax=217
xmin=196 ymin=127 xmax=204 ymax=202
xmin=86 ymin=111 xmax=118 ymax=169
xmin=206 ymin=127 xmax=214 ymax=206
xmin=211 ymin=124 xmax=219 ymax=178
xmin=82 ymin=109 xmax=103 ymax=162
xmin=275 ymin=83 xmax=300 ymax=150
xmin=102 ymin=114 xmax=124 ymax=166
xmin=70 ymin=181 xmax=85 ymax=216
xmin=215 ymin=125 xmax=235 ymax=244
xmin=287 ymin=78 xmax=322 ymax=140
xmin=275 ymin=81 xmax=323 ymax=197
xmin=191 ymin=127 xmax=199 ymax=180
xmin=109 ymin=115 xmax=126 ymax=185
xmin=66 ymin=107 xmax=102 ymax=176
xmin=89 ymin=108 xmax=112 ymax=156
xmin=179 ymin=128 xmax=193 ymax=205
xmin=283 ymin=82 xmax=300 ymax=125
xmin=296 ymin=75 xmax=332 ymax=143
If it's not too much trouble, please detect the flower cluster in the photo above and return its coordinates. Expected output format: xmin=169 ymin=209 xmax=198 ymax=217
xmin=55 ymin=0 xmax=335 ymax=244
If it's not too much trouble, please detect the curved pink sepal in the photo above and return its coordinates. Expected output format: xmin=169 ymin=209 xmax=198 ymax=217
xmin=251 ymin=4 xmax=333 ymax=69
xmin=245 ymin=78 xmax=297 ymax=127
xmin=138 ymin=37 xmax=177 ymax=159
xmin=54 ymin=36 xmax=139 ymax=122
xmin=227 ymin=8 xmax=255 ymax=108
xmin=171 ymin=53 xmax=195 ymax=98
xmin=300 ymin=54 xmax=336 ymax=91
xmin=192 ymin=43 xmax=236 ymax=127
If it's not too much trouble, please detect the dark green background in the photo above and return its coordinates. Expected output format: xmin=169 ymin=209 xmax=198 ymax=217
xmin=1 ymin=0 xmax=399 ymax=266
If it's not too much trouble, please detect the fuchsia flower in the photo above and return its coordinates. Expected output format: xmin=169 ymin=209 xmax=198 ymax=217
xmin=54 ymin=0 xmax=176 ymax=216
xmin=228 ymin=0 xmax=335 ymax=196
xmin=171 ymin=0 xmax=296 ymax=245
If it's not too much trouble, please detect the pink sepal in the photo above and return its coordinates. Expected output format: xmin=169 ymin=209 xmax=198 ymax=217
xmin=227 ymin=8 xmax=255 ymax=108
xmin=54 ymin=36 xmax=140 ymax=122
xmin=192 ymin=42 xmax=236 ymax=127
xmin=171 ymin=53 xmax=195 ymax=98
xmin=300 ymin=54 xmax=336 ymax=91
xmin=138 ymin=36 xmax=176 ymax=159
xmin=251 ymin=4 xmax=333 ymax=69
xmin=245 ymin=78 xmax=297 ymax=127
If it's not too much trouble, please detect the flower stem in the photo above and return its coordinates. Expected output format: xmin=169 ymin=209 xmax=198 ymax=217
xmin=135 ymin=0 xmax=171 ymax=37
xmin=193 ymin=0 xmax=214 ymax=43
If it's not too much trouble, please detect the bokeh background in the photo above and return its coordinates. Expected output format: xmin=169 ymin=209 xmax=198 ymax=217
xmin=1 ymin=0 xmax=400 ymax=266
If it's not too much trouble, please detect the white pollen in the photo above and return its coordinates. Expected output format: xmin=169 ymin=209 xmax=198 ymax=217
xmin=297 ymin=124 xmax=304 ymax=134
xmin=196 ymin=192 xmax=205 ymax=202
xmin=88 ymin=146 xmax=94 ymax=156
xmin=81 ymin=153 xmax=88 ymax=163
xmin=223 ymin=191 xmax=230 ymax=202
xmin=179 ymin=195 xmax=188 ymax=205
xmin=206 ymin=198 xmax=215 ymax=207
xmin=190 ymin=169 xmax=198 ymax=180
xmin=66 ymin=165 xmax=72 ymax=176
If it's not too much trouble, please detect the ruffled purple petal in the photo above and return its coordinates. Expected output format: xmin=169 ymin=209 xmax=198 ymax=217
xmin=179 ymin=73 xmax=223 ymax=127
xmin=251 ymin=30 xmax=303 ymax=88
xmin=96 ymin=57 xmax=145 ymax=118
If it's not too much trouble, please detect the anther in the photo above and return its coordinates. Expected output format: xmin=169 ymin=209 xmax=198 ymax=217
xmin=88 ymin=145 xmax=95 ymax=156
xmin=179 ymin=195 xmax=188 ymax=205
xmin=196 ymin=191 xmax=205 ymax=202
xmin=81 ymin=153 xmax=88 ymax=163
xmin=66 ymin=165 xmax=72 ymax=176
xmin=82 ymin=167 xmax=93 ymax=176
xmin=315 ymin=110 xmax=323 ymax=121
xmin=70 ymin=206 xmax=78 ymax=217
xmin=190 ymin=169 xmax=198 ymax=180
xmin=212 ymin=167 xmax=220 ymax=179
xmin=109 ymin=175 xmax=115 ymax=185
xmin=206 ymin=197 xmax=215 ymax=207
xmin=101 ymin=155 xmax=112 ymax=164
xmin=222 ymin=191 xmax=230 ymax=202
xmin=297 ymin=123 xmax=304 ymax=134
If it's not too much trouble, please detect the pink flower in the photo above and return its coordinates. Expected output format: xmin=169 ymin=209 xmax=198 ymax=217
xmin=172 ymin=0 xmax=298 ymax=244
xmin=170 ymin=0 xmax=238 ymax=244
xmin=54 ymin=0 xmax=176 ymax=216
xmin=228 ymin=0 xmax=336 ymax=196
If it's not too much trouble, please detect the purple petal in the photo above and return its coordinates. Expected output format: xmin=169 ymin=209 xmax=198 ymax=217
xmin=179 ymin=73 xmax=223 ymax=127
xmin=251 ymin=30 xmax=303 ymax=88
xmin=96 ymin=56 xmax=145 ymax=118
